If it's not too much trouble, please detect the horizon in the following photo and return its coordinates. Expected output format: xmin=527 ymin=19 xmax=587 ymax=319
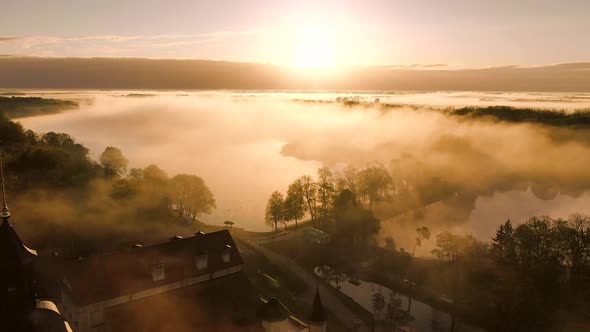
xmin=2 ymin=57 xmax=590 ymax=91
xmin=3 ymin=54 xmax=590 ymax=70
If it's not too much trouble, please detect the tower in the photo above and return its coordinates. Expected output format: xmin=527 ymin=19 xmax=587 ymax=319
xmin=0 ymin=156 xmax=38 ymax=329
xmin=0 ymin=156 xmax=73 ymax=331
xmin=308 ymin=287 xmax=327 ymax=332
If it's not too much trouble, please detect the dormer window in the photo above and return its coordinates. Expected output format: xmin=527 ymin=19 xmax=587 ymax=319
xmin=195 ymin=250 xmax=208 ymax=270
xmin=222 ymin=245 xmax=231 ymax=263
xmin=152 ymin=262 xmax=165 ymax=281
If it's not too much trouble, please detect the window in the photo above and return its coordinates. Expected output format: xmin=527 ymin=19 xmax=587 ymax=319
xmin=152 ymin=263 xmax=165 ymax=281
xmin=222 ymin=245 xmax=231 ymax=263
xmin=195 ymin=251 xmax=208 ymax=270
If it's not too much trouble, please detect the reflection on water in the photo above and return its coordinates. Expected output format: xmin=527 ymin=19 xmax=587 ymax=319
xmin=314 ymin=267 xmax=485 ymax=332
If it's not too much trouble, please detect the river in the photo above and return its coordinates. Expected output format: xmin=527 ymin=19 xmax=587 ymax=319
xmin=314 ymin=266 xmax=485 ymax=332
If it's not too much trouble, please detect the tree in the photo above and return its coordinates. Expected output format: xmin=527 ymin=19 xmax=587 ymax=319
xmin=317 ymin=265 xmax=345 ymax=289
xmin=384 ymin=236 xmax=396 ymax=251
xmin=357 ymin=164 xmax=393 ymax=208
xmin=490 ymin=219 xmax=517 ymax=265
xmin=513 ymin=216 xmax=561 ymax=276
xmin=333 ymin=189 xmax=380 ymax=250
xmin=412 ymin=226 xmax=431 ymax=256
xmin=128 ymin=168 xmax=144 ymax=181
xmin=143 ymin=164 xmax=168 ymax=185
xmin=371 ymin=290 xmax=386 ymax=319
xmin=554 ymin=214 xmax=590 ymax=273
xmin=316 ymin=167 xmax=335 ymax=226
xmin=99 ymin=146 xmax=128 ymax=178
xmin=431 ymin=232 xmax=486 ymax=262
xmin=431 ymin=232 xmax=459 ymax=262
xmin=224 ymin=220 xmax=235 ymax=228
xmin=335 ymin=165 xmax=359 ymax=196
xmin=385 ymin=292 xmax=413 ymax=328
xmin=265 ymin=191 xmax=285 ymax=233
xmin=0 ymin=113 xmax=27 ymax=146
xmin=110 ymin=178 xmax=139 ymax=199
xmin=284 ymin=178 xmax=306 ymax=229
xmin=299 ymin=175 xmax=318 ymax=223
xmin=169 ymin=174 xmax=216 ymax=221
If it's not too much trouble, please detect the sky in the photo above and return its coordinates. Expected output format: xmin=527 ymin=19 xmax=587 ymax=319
xmin=1 ymin=0 xmax=589 ymax=67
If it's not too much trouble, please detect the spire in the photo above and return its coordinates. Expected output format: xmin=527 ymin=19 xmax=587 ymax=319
xmin=309 ymin=286 xmax=326 ymax=323
xmin=0 ymin=153 xmax=10 ymax=220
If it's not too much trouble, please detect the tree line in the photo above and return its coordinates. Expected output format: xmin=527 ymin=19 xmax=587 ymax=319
xmin=98 ymin=146 xmax=216 ymax=222
xmin=0 ymin=96 xmax=79 ymax=119
xmin=429 ymin=214 xmax=590 ymax=277
xmin=424 ymin=215 xmax=590 ymax=331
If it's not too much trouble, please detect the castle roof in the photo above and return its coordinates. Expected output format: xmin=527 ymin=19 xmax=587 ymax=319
xmin=309 ymin=287 xmax=326 ymax=323
xmin=63 ymin=229 xmax=243 ymax=306
xmin=0 ymin=218 xmax=38 ymax=267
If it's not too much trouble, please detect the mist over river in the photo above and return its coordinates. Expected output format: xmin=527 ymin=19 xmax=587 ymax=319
xmin=13 ymin=90 xmax=590 ymax=250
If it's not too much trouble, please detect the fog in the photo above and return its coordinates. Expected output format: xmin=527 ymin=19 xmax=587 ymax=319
xmin=17 ymin=91 xmax=590 ymax=244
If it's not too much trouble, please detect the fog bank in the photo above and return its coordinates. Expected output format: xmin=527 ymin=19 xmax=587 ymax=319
xmin=18 ymin=91 xmax=590 ymax=236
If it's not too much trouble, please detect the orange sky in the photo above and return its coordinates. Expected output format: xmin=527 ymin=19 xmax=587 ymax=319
xmin=1 ymin=0 xmax=589 ymax=68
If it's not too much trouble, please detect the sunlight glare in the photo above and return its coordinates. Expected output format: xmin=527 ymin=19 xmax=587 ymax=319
xmin=294 ymin=27 xmax=334 ymax=69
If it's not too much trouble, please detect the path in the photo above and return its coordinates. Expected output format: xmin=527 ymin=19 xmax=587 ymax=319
xmin=242 ymin=235 xmax=371 ymax=332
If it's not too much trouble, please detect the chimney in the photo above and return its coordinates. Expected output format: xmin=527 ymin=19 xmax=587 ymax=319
xmin=195 ymin=250 xmax=208 ymax=270
xmin=152 ymin=262 xmax=165 ymax=281
xmin=222 ymin=244 xmax=231 ymax=263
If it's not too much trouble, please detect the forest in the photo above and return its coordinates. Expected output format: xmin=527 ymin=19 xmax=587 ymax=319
xmin=0 ymin=113 xmax=215 ymax=255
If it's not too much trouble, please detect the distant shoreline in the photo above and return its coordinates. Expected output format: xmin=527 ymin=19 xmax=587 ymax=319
xmin=0 ymin=96 xmax=79 ymax=119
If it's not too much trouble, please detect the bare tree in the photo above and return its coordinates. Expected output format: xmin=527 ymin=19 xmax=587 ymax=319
xmin=265 ymin=191 xmax=285 ymax=232
xmin=413 ymin=226 xmax=431 ymax=256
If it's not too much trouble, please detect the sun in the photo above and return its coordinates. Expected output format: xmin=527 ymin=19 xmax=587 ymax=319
xmin=294 ymin=27 xmax=334 ymax=69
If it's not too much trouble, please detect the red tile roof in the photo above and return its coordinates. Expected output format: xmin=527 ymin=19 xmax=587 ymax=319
xmin=63 ymin=230 xmax=243 ymax=306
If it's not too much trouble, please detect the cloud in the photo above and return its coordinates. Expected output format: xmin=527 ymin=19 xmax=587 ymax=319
xmin=68 ymin=35 xmax=144 ymax=42
xmin=0 ymin=31 xmax=264 ymax=55
xmin=421 ymin=64 xmax=448 ymax=68
xmin=199 ymin=29 xmax=264 ymax=38
xmin=372 ymin=64 xmax=422 ymax=69
xmin=546 ymin=62 xmax=590 ymax=70
xmin=371 ymin=64 xmax=448 ymax=69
